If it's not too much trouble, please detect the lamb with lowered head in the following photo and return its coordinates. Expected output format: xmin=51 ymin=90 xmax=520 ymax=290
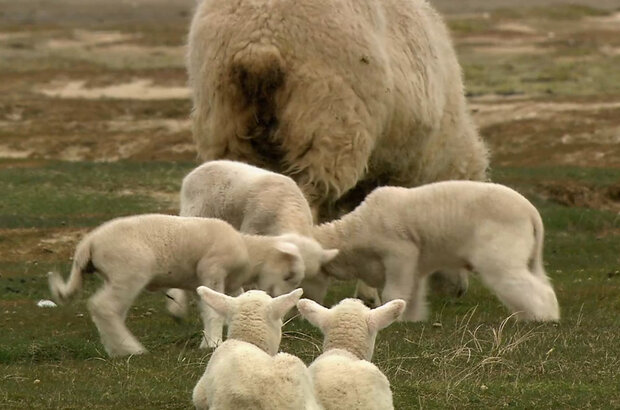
xmin=166 ymin=160 xmax=339 ymax=346
xmin=48 ymin=214 xmax=307 ymax=357
xmin=313 ymin=181 xmax=560 ymax=322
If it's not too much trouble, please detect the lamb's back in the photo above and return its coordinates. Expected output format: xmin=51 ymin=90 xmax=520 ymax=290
xmin=310 ymin=349 xmax=393 ymax=410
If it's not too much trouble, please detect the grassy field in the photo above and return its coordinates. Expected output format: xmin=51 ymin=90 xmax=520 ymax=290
xmin=1 ymin=1 xmax=619 ymax=409
xmin=1 ymin=162 xmax=618 ymax=409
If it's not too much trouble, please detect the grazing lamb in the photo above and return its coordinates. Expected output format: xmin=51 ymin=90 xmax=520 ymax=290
xmin=297 ymin=298 xmax=406 ymax=410
xmin=187 ymin=0 xmax=489 ymax=221
xmin=166 ymin=160 xmax=339 ymax=324
xmin=193 ymin=287 xmax=321 ymax=410
xmin=312 ymin=181 xmax=560 ymax=322
xmin=48 ymin=214 xmax=307 ymax=357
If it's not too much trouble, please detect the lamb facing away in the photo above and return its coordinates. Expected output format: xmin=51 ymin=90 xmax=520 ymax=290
xmin=48 ymin=214 xmax=307 ymax=357
xmin=166 ymin=160 xmax=338 ymax=321
xmin=313 ymin=181 xmax=560 ymax=322
xmin=187 ymin=0 xmax=488 ymax=220
xmin=166 ymin=160 xmax=339 ymax=347
xmin=193 ymin=287 xmax=321 ymax=410
xmin=297 ymin=298 xmax=406 ymax=410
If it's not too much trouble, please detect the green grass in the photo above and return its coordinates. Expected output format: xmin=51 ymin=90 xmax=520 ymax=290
xmin=0 ymin=160 xmax=619 ymax=408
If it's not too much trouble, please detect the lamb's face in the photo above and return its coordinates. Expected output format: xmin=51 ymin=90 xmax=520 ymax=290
xmin=276 ymin=234 xmax=339 ymax=278
xmin=257 ymin=241 xmax=305 ymax=297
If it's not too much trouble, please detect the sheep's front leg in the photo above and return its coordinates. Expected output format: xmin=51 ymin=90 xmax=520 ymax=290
xmin=197 ymin=262 xmax=228 ymax=349
xmin=381 ymin=244 xmax=426 ymax=322
xmin=198 ymin=283 xmax=225 ymax=349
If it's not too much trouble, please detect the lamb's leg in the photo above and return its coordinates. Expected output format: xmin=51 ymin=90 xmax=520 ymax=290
xmin=430 ymin=268 xmax=469 ymax=297
xmin=404 ymin=273 xmax=429 ymax=322
xmin=477 ymin=266 xmax=560 ymax=321
xmin=165 ymin=288 xmax=189 ymax=320
xmin=196 ymin=262 xmax=228 ymax=348
xmin=88 ymin=283 xmax=147 ymax=357
xmin=380 ymin=245 xmax=422 ymax=321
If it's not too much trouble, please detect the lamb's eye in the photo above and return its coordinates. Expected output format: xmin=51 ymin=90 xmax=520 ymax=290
xmin=285 ymin=272 xmax=296 ymax=281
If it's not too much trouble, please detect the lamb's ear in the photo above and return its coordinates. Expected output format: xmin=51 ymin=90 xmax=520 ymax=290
xmin=271 ymin=288 xmax=304 ymax=319
xmin=367 ymin=299 xmax=406 ymax=333
xmin=297 ymin=298 xmax=330 ymax=330
xmin=275 ymin=241 xmax=302 ymax=261
xmin=321 ymin=248 xmax=339 ymax=264
xmin=196 ymin=286 xmax=235 ymax=317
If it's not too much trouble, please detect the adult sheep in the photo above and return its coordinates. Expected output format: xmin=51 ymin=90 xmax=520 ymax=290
xmin=187 ymin=0 xmax=489 ymax=221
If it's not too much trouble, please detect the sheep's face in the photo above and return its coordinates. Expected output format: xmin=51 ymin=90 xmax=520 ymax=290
xmin=297 ymin=298 xmax=406 ymax=360
xmin=257 ymin=241 xmax=306 ymax=297
xmin=196 ymin=287 xmax=303 ymax=354
xmin=276 ymin=234 xmax=339 ymax=278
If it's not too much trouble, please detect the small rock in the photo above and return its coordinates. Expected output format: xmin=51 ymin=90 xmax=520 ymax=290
xmin=37 ymin=300 xmax=57 ymax=308
xmin=34 ymin=379 xmax=40 ymax=384
xmin=480 ymin=384 xmax=488 ymax=391
xmin=432 ymin=322 xmax=442 ymax=328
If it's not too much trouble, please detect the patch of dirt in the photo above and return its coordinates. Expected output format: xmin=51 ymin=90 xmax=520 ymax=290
xmin=39 ymin=79 xmax=190 ymax=100
xmin=537 ymin=181 xmax=620 ymax=213
xmin=0 ymin=227 xmax=88 ymax=265
xmin=470 ymin=98 xmax=620 ymax=128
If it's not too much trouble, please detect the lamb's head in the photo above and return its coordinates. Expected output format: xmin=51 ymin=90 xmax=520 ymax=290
xmin=255 ymin=240 xmax=306 ymax=297
xmin=275 ymin=233 xmax=339 ymax=278
xmin=297 ymin=298 xmax=406 ymax=361
xmin=196 ymin=286 xmax=303 ymax=355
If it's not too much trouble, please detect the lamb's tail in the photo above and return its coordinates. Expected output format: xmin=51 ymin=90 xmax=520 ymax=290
xmin=529 ymin=211 xmax=546 ymax=278
xmin=229 ymin=44 xmax=285 ymax=160
xmin=48 ymin=239 xmax=93 ymax=304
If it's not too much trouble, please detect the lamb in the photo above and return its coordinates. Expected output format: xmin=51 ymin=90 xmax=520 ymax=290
xmin=312 ymin=181 xmax=561 ymax=322
xmin=297 ymin=298 xmax=406 ymax=410
xmin=192 ymin=286 xmax=321 ymax=410
xmin=186 ymin=0 xmax=489 ymax=221
xmin=165 ymin=160 xmax=339 ymax=347
xmin=48 ymin=214 xmax=308 ymax=357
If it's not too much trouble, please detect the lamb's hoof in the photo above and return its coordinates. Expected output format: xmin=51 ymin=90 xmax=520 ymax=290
xmin=200 ymin=337 xmax=222 ymax=349
xmin=107 ymin=346 xmax=148 ymax=358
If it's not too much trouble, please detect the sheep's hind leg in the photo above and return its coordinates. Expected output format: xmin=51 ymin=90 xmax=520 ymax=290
xmin=88 ymin=282 xmax=147 ymax=357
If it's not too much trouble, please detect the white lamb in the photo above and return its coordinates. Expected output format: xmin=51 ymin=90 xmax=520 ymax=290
xmin=193 ymin=286 xmax=321 ymax=410
xmin=297 ymin=298 xmax=406 ymax=410
xmin=166 ymin=160 xmax=339 ymax=347
xmin=187 ymin=0 xmax=488 ymax=221
xmin=313 ymin=181 xmax=560 ymax=322
xmin=48 ymin=214 xmax=307 ymax=357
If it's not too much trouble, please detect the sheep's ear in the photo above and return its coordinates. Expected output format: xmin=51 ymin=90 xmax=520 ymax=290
xmin=320 ymin=248 xmax=339 ymax=264
xmin=367 ymin=299 xmax=406 ymax=333
xmin=271 ymin=288 xmax=304 ymax=319
xmin=196 ymin=286 xmax=235 ymax=317
xmin=275 ymin=241 xmax=302 ymax=260
xmin=297 ymin=298 xmax=330 ymax=330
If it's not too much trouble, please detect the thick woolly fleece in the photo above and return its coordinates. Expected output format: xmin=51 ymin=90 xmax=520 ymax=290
xmin=313 ymin=181 xmax=561 ymax=322
xmin=298 ymin=298 xmax=406 ymax=410
xmin=187 ymin=0 xmax=488 ymax=218
xmin=193 ymin=288 xmax=321 ymax=410
xmin=48 ymin=214 xmax=306 ymax=357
